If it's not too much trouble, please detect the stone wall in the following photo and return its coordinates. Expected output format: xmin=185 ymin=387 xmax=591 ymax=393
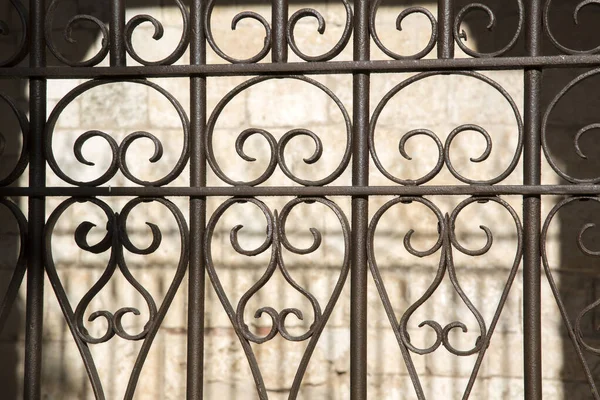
xmin=1 ymin=0 xmax=600 ymax=399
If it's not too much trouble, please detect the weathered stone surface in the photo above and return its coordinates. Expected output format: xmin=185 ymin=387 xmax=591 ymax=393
xmin=2 ymin=1 xmax=594 ymax=399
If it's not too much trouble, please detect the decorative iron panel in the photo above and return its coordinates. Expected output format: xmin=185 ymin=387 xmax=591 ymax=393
xmin=2 ymin=0 xmax=600 ymax=398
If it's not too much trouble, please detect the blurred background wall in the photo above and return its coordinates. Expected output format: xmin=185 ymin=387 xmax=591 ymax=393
xmin=1 ymin=0 xmax=600 ymax=398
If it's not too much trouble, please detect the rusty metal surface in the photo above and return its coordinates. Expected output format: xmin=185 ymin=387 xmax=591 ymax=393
xmin=1 ymin=0 xmax=600 ymax=398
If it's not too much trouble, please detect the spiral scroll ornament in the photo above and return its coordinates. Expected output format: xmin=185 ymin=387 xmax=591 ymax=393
xmin=287 ymin=0 xmax=353 ymax=62
xmin=45 ymin=0 xmax=110 ymax=67
xmin=125 ymin=0 xmax=190 ymax=65
xmin=205 ymin=0 xmax=272 ymax=64
xmin=544 ymin=0 xmax=600 ymax=55
xmin=0 ymin=0 xmax=28 ymax=67
xmin=45 ymin=79 xmax=189 ymax=187
xmin=454 ymin=1 xmax=524 ymax=58
xmin=205 ymin=0 xmax=353 ymax=63
xmin=368 ymin=196 xmax=522 ymax=398
xmin=206 ymin=197 xmax=350 ymax=399
xmin=44 ymin=197 xmax=189 ymax=399
xmin=370 ymin=5 xmax=437 ymax=60
xmin=370 ymin=71 xmax=523 ymax=185
xmin=207 ymin=76 xmax=351 ymax=186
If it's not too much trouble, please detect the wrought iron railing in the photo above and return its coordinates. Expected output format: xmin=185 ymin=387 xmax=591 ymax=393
xmin=2 ymin=0 xmax=600 ymax=398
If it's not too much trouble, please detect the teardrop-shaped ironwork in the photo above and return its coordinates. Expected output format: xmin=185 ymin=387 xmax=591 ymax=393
xmin=205 ymin=197 xmax=350 ymax=399
xmin=44 ymin=197 xmax=189 ymax=399
xmin=368 ymin=196 xmax=522 ymax=399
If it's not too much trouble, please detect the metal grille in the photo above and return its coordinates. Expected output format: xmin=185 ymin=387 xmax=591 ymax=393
xmin=3 ymin=0 xmax=600 ymax=398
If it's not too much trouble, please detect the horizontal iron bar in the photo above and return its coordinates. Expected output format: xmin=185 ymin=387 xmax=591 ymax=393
xmin=2 ymin=55 xmax=600 ymax=79
xmin=1 ymin=185 xmax=600 ymax=197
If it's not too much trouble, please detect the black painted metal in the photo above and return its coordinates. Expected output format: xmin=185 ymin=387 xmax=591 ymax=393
xmin=3 ymin=0 xmax=600 ymax=398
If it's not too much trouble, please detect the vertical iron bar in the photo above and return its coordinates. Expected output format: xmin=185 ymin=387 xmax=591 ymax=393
xmin=25 ymin=0 xmax=46 ymax=398
xmin=351 ymin=0 xmax=369 ymax=398
xmin=187 ymin=0 xmax=206 ymax=398
xmin=437 ymin=0 xmax=454 ymax=59
xmin=271 ymin=0 xmax=288 ymax=62
xmin=110 ymin=0 xmax=126 ymax=66
xmin=524 ymin=0 xmax=542 ymax=398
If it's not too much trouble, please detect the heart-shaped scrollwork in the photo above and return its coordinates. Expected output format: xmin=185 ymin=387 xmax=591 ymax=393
xmin=368 ymin=196 xmax=522 ymax=399
xmin=44 ymin=197 xmax=188 ymax=399
xmin=205 ymin=197 xmax=350 ymax=399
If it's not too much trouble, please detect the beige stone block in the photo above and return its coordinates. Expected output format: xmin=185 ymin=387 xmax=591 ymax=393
xmin=286 ymin=20 xmax=348 ymax=63
xmin=371 ymin=73 xmax=450 ymax=128
xmin=367 ymin=327 xmax=426 ymax=377
xmin=323 ymin=74 xmax=352 ymax=127
xmin=126 ymin=25 xmax=190 ymax=66
xmin=124 ymin=0 xmax=162 ymax=22
xmin=369 ymin=374 xmax=482 ymax=400
xmin=485 ymin=377 xmax=524 ymax=400
xmin=207 ymin=76 xmax=250 ymax=129
xmin=48 ymin=98 xmax=81 ymax=129
xmin=40 ymin=339 xmax=92 ymax=399
xmin=370 ymin=5 xmax=438 ymax=61
xmin=160 ymin=0 xmax=191 ymax=27
xmin=540 ymin=270 xmax=600 ymax=339
xmin=80 ymin=81 xmax=149 ymax=129
xmin=246 ymin=77 xmax=331 ymax=127
xmin=136 ymin=330 xmax=187 ymax=400
xmin=296 ymin=375 xmax=350 ymax=400
xmin=250 ymin=336 xmax=329 ymax=390
xmin=89 ymin=339 xmax=141 ymax=398
xmin=204 ymin=380 xmax=262 ymax=400
xmin=47 ymin=79 xmax=82 ymax=101
xmin=485 ymin=332 xmax=524 ymax=379
xmin=447 ymin=71 xmax=523 ymax=127
xmin=205 ymin=3 xmax=272 ymax=64
xmin=147 ymin=78 xmax=190 ymax=128
xmin=316 ymin=327 xmax=349 ymax=372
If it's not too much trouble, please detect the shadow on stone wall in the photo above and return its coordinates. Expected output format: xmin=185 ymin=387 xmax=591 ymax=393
xmin=455 ymin=0 xmax=600 ymax=395
xmin=2 ymin=0 xmax=600 ymax=398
